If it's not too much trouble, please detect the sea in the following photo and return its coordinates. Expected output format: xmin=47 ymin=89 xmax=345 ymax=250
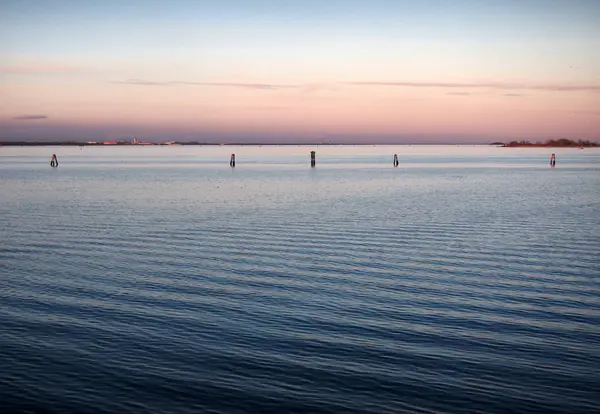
xmin=1 ymin=145 xmax=599 ymax=414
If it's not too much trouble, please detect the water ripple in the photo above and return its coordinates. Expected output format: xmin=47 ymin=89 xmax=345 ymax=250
xmin=1 ymin=147 xmax=599 ymax=413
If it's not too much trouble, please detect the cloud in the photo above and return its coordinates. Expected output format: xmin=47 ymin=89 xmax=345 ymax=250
xmin=112 ymin=79 xmax=296 ymax=90
xmin=301 ymin=84 xmax=340 ymax=93
xmin=12 ymin=115 xmax=48 ymax=120
xmin=110 ymin=78 xmax=600 ymax=93
xmin=344 ymin=81 xmax=600 ymax=92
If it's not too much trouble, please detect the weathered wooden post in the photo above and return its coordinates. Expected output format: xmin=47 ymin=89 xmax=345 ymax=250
xmin=230 ymin=153 xmax=235 ymax=167
xmin=310 ymin=151 xmax=316 ymax=167
xmin=50 ymin=154 xmax=59 ymax=168
xmin=393 ymin=153 xmax=399 ymax=167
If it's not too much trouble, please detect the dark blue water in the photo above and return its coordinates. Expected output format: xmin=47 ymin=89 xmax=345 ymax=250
xmin=1 ymin=146 xmax=599 ymax=413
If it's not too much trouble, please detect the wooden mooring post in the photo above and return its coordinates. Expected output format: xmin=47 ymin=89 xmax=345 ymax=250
xmin=310 ymin=151 xmax=316 ymax=167
xmin=230 ymin=153 xmax=235 ymax=167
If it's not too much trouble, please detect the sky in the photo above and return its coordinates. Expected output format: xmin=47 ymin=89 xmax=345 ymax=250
xmin=1 ymin=0 xmax=599 ymax=143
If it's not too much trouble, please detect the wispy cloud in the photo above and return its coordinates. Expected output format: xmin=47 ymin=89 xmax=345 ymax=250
xmin=110 ymin=78 xmax=600 ymax=93
xmin=112 ymin=79 xmax=296 ymax=90
xmin=12 ymin=115 xmax=48 ymax=120
xmin=301 ymin=84 xmax=340 ymax=93
xmin=345 ymin=81 xmax=600 ymax=92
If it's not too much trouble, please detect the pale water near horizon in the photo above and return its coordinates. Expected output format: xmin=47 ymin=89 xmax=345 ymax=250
xmin=1 ymin=145 xmax=599 ymax=413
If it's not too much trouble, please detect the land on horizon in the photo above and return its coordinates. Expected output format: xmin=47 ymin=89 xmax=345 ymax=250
xmin=501 ymin=138 xmax=599 ymax=148
xmin=1 ymin=138 xmax=598 ymax=147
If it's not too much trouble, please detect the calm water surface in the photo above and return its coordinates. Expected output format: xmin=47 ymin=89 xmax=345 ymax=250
xmin=1 ymin=145 xmax=599 ymax=413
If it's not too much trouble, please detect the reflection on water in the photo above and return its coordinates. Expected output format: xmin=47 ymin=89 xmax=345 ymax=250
xmin=1 ymin=144 xmax=599 ymax=168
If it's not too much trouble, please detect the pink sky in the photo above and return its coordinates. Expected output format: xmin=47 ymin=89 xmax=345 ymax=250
xmin=1 ymin=0 xmax=599 ymax=143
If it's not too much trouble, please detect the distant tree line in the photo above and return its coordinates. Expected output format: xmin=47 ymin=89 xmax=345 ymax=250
xmin=503 ymin=139 xmax=598 ymax=147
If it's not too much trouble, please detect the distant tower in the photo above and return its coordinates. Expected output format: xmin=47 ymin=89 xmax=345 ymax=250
xmin=133 ymin=137 xmax=138 ymax=145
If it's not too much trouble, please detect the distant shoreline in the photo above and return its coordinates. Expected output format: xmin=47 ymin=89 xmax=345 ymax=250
xmin=0 ymin=141 xmax=598 ymax=147
xmin=499 ymin=139 xmax=598 ymax=148
xmin=0 ymin=142 xmax=498 ymax=147
xmin=501 ymin=144 xmax=598 ymax=148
